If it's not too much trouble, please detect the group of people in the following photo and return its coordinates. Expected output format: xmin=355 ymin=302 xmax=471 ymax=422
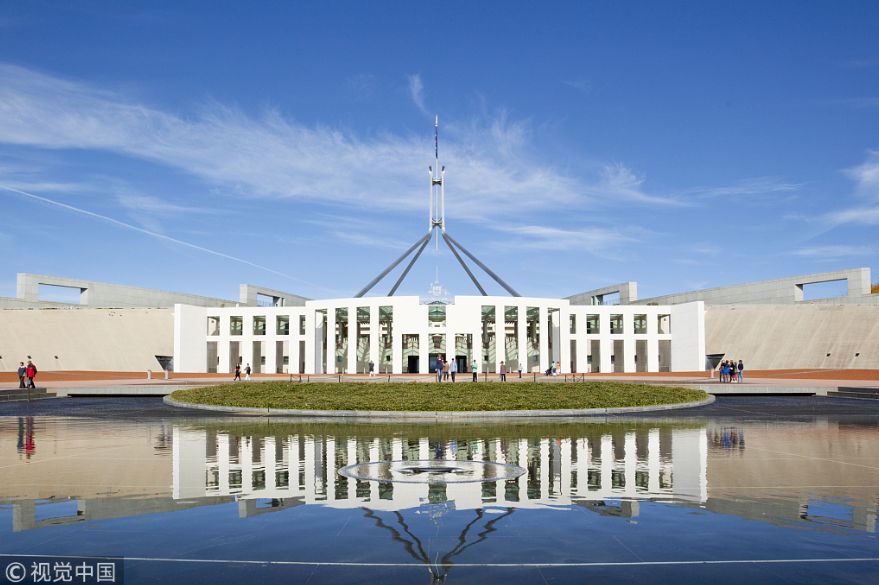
xmin=232 ymin=363 xmax=252 ymax=382
xmin=16 ymin=360 xmax=38 ymax=388
xmin=544 ymin=361 xmax=561 ymax=376
xmin=719 ymin=359 xmax=744 ymax=383
xmin=434 ymin=355 xmax=466 ymax=382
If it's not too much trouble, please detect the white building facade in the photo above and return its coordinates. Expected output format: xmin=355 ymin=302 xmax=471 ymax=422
xmin=174 ymin=296 xmax=705 ymax=374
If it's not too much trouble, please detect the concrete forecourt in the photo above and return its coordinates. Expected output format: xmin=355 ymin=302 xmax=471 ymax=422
xmin=165 ymin=381 xmax=713 ymax=419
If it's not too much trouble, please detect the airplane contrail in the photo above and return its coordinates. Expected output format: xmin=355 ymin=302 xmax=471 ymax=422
xmin=0 ymin=184 xmax=323 ymax=289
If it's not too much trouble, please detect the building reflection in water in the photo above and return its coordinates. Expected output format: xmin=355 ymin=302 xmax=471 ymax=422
xmin=173 ymin=425 xmax=709 ymax=513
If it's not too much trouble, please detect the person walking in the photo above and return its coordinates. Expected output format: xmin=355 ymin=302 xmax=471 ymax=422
xmin=499 ymin=361 xmax=507 ymax=382
xmin=449 ymin=358 xmax=457 ymax=382
xmin=244 ymin=363 xmax=252 ymax=381
xmin=17 ymin=362 xmax=27 ymax=388
xmin=737 ymin=359 xmax=744 ymax=383
xmin=471 ymin=362 xmax=478 ymax=382
xmin=442 ymin=359 xmax=450 ymax=381
xmin=233 ymin=363 xmax=241 ymax=382
xmin=25 ymin=360 xmax=37 ymax=388
xmin=368 ymin=360 xmax=375 ymax=377
xmin=435 ymin=355 xmax=444 ymax=383
xmin=517 ymin=362 xmax=523 ymax=379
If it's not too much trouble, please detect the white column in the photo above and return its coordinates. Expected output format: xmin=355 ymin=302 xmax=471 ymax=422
xmin=576 ymin=438 xmax=589 ymax=496
xmin=623 ymin=338 xmax=636 ymax=373
xmin=347 ymin=306 xmax=357 ymax=374
xmin=600 ymin=338 xmax=613 ymax=374
xmin=648 ymin=428 xmax=660 ymax=495
xmin=305 ymin=311 xmax=316 ymax=374
xmin=600 ymin=435 xmax=613 ymax=497
xmin=560 ymin=438 xmax=572 ymax=497
xmin=347 ymin=438 xmax=357 ymax=501
xmin=473 ymin=330 xmax=483 ymax=374
xmin=369 ymin=305 xmax=380 ymax=369
xmin=218 ymin=341 xmax=230 ymax=374
xmin=559 ymin=308 xmax=570 ymax=374
xmin=369 ymin=439 xmax=381 ymax=502
xmin=517 ymin=305 xmax=528 ymax=373
xmin=304 ymin=436 xmax=315 ymax=502
xmin=540 ymin=438 xmax=550 ymax=500
xmin=472 ymin=439 xmax=485 ymax=461
xmin=265 ymin=437 xmax=277 ymax=492
xmin=290 ymin=435 xmax=301 ymax=493
xmin=326 ymin=310 xmax=336 ymax=374
xmin=495 ymin=303 xmax=506 ymax=373
xmin=518 ymin=438 xmax=529 ymax=502
xmin=418 ymin=332 xmax=429 ymax=374
xmin=624 ymin=432 xmax=637 ymax=498
xmin=647 ymin=338 xmax=660 ymax=373
xmin=218 ymin=433 xmax=230 ymax=494
xmin=241 ymin=437 xmax=253 ymax=493
xmin=539 ymin=306 xmax=550 ymax=373
xmin=326 ymin=437 xmax=336 ymax=502
xmin=576 ymin=319 xmax=588 ymax=374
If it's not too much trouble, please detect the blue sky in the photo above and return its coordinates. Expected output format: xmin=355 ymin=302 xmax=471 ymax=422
xmin=0 ymin=1 xmax=877 ymax=301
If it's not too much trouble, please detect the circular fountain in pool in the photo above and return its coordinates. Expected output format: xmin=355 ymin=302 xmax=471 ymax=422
xmin=338 ymin=459 xmax=526 ymax=484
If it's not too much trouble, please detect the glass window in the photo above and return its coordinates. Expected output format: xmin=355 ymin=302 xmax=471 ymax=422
xmin=634 ymin=314 xmax=647 ymax=334
xmin=276 ymin=315 xmax=290 ymax=335
xmin=586 ymin=314 xmax=599 ymax=334
xmin=569 ymin=314 xmax=576 ymax=334
xmin=207 ymin=316 xmax=220 ymax=336
xmin=299 ymin=315 xmax=306 ymax=335
xmin=230 ymin=316 xmax=243 ymax=336
xmin=610 ymin=314 xmax=623 ymax=334
xmin=428 ymin=304 xmax=446 ymax=327
xmin=253 ymin=316 xmax=266 ymax=336
xmin=658 ymin=314 xmax=671 ymax=334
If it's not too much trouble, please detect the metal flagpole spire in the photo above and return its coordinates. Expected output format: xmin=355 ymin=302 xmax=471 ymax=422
xmin=355 ymin=117 xmax=521 ymax=297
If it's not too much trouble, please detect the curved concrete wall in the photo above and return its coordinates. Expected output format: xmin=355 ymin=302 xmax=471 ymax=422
xmin=0 ymin=308 xmax=172 ymax=372
xmin=705 ymin=304 xmax=879 ymax=369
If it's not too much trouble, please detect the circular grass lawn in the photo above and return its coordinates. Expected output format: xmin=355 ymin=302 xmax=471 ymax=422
xmin=169 ymin=381 xmax=708 ymax=412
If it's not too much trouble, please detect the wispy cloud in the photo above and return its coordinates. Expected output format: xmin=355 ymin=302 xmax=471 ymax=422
xmin=489 ymin=223 xmax=634 ymax=254
xmin=0 ymin=184 xmax=325 ymax=288
xmin=690 ymin=177 xmax=802 ymax=199
xmin=115 ymin=192 xmax=218 ymax=216
xmin=793 ymin=245 xmax=874 ymax=259
xmin=819 ymin=97 xmax=879 ymax=109
xmin=303 ymin=214 xmax=409 ymax=250
xmin=562 ymin=79 xmax=592 ymax=95
xmin=824 ymin=150 xmax=879 ymax=226
xmin=0 ymin=64 xmax=691 ymax=224
xmin=587 ymin=163 xmax=686 ymax=206
xmin=408 ymin=73 xmax=428 ymax=115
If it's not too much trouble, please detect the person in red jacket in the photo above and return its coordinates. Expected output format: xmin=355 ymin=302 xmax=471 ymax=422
xmin=25 ymin=360 xmax=37 ymax=388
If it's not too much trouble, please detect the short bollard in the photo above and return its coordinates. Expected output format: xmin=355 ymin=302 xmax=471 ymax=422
xmin=164 ymin=369 xmax=170 ymax=380
xmin=147 ymin=369 xmax=152 ymax=380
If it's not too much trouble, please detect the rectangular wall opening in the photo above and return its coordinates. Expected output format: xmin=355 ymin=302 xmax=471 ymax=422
xmin=658 ymin=340 xmax=672 ymax=372
xmin=635 ymin=340 xmax=648 ymax=372
xmin=207 ymin=342 xmax=218 ymax=373
xmin=229 ymin=341 xmax=241 ymax=372
xmin=613 ymin=340 xmax=625 ymax=373
xmin=798 ymin=279 xmax=848 ymax=301
xmin=37 ymin=284 xmax=83 ymax=304
xmin=402 ymin=334 xmax=419 ymax=373
xmin=589 ymin=340 xmax=601 ymax=373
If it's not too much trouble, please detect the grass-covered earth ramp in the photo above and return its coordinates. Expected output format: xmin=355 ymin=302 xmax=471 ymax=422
xmin=170 ymin=381 xmax=707 ymax=412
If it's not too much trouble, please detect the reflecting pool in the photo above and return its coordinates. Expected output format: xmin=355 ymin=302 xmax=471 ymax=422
xmin=1 ymin=412 xmax=878 ymax=584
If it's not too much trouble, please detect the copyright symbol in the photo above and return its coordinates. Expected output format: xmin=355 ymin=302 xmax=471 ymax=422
xmin=5 ymin=562 xmax=26 ymax=583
